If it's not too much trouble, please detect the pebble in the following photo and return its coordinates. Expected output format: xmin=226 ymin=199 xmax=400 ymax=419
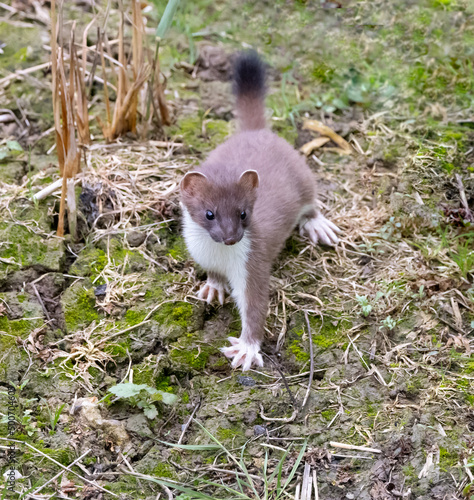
xmin=237 ymin=376 xmax=256 ymax=387
xmin=127 ymin=231 xmax=146 ymax=247
xmin=253 ymin=425 xmax=267 ymax=436
xmin=94 ymin=284 xmax=107 ymax=296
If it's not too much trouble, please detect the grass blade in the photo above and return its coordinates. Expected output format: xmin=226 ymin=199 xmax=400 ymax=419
xmin=279 ymin=440 xmax=308 ymax=497
xmin=159 ymin=440 xmax=220 ymax=451
xmin=155 ymin=0 xmax=180 ymax=41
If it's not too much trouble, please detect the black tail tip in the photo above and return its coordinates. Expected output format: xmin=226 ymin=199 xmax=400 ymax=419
xmin=232 ymin=51 xmax=266 ymax=96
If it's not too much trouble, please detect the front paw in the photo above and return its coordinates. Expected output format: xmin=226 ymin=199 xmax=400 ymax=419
xmin=300 ymin=212 xmax=341 ymax=246
xmin=197 ymin=278 xmax=226 ymax=305
xmin=221 ymin=337 xmax=264 ymax=371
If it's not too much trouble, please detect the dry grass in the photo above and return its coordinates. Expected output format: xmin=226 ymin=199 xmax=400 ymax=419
xmin=50 ymin=0 xmax=88 ymax=238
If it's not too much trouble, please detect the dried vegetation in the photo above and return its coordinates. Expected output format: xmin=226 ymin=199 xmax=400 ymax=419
xmin=0 ymin=0 xmax=473 ymax=499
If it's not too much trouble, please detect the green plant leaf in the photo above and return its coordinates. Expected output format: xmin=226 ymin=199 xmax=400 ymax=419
xmin=143 ymin=405 xmax=158 ymax=419
xmin=155 ymin=0 xmax=180 ymax=41
xmin=108 ymin=383 xmax=153 ymax=398
xmin=7 ymin=140 xmax=23 ymax=152
xmin=160 ymin=391 xmax=178 ymax=405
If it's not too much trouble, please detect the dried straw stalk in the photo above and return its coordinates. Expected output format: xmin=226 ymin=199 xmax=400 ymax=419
xmin=98 ymin=0 xmax=150 ymax=142
xmin=51 ymin=0 xmax=89 ymax=238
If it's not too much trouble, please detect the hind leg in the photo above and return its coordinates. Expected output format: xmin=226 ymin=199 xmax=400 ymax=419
xmin=299 ymin=209 xmax=341 ymax=246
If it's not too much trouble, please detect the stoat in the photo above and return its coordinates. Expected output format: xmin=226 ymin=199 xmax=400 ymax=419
xmin=180 ymin=52 xmax=340 ymax=371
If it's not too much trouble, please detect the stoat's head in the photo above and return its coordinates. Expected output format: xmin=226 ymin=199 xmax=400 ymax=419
xmin=180 ymin=169 xmax=259 ymax=245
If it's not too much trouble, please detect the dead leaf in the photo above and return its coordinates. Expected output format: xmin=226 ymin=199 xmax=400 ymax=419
xmin=450 ymin=298 xmax=463 ymax=330
xmin=446 ymin=334 xmax=471 ymax=355
xmin=302 ymin=119 xmax=353 ymax=154
xmin=300 ymin=137 xmax=330 ymax=156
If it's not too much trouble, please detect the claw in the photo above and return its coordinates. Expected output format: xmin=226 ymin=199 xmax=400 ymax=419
xmin=197 ymin=278 xmax=226 ymax=305
xmin=221 ymin=337 xmax=264 ymax=371
xmin=301 ymin=213 xmax=341 ymax=246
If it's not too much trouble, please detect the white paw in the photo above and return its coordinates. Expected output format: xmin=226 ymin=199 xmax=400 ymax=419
xmin=221 ymin=337 xmax=264 ymax=371
xmin=300 ymin=212 xmax=341 ymax=246
xmin=197 ymin=278 xmax=226 ymax=305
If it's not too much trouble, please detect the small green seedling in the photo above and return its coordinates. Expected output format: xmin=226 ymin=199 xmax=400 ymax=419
xmin=108 ymin=383 xmax=178 ymax=419
xmin=411 ymin=285 xmax=425 ymax=301
xmin=356 ymin=295 xmax=372 ymax=317
xmin=42 ymin=400 xmax=66 ymax=433
xmin=380 ymin=316 xmax=398 ymax=332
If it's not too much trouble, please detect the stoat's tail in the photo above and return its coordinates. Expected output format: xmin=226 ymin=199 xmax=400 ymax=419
xmin=233 ymin=51 xmax=266 ymax=131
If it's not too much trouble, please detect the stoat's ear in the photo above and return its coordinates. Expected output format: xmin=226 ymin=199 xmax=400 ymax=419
xmin=180 ymin=172 xmax=208 ymax=196
xmin=238 ymin=170 xmax=259 ymax=191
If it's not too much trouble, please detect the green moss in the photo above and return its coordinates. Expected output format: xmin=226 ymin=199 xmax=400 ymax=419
xmin=289 ymin=331 xmax=310 ymax=363
xmin=104 ymin=477 xmax=140 ymax=493
xmin=173 ymin=115 xmax=230 ymax=152
xmin=402 ymin=464 xmax=417 ymax=480
xmin=152 ymin=462 xmax=176 ymax=479
xmin=0 ymin=220 xmax=64 ymax=278
xmin=62 ymin=285 xmax=100 ymax=331
xmin=153 ymin=302 xmax=194 ymax=328
xmin=321 ymin=409 xmax=337 ymax=422
xmin=70 ymin=244 xmax=148 ymax=282
xmin=0 ymin=22 xmax=43 ymax=72
xmin=69 ymin=247 xmax=107 ymax=279
xmin=155 ymin=375 xmax=174 ymax=393
xmin=438 ymin=447 xmax=458 ymax=470
xmin=288 ymin=315 xmax=351 ymax=363
xmin=37 ymin=446 xmax=76 ymax=466
xmin=312 ymin=317 xmax=350 ymax=348
xmin=104 ymin=341 xmax=130 ymax=357
xmin=169 ymin=341 xmax=213 ymax=370
xmin=167 ymin=236 xmax=188 ymax=261
xmin=124 ymin=309 xmax=147 ymax=326
xmin=0 ymin=317 xmax=43 ymax=340
xmin=463 ymin=361 xmax=474 ymax=374
xmin=311 ymin=61 xmax=334 ymax=83
xmin=405 ymin=376 xmax=425 ymax=397
xmin=216 ymin=427 xmax=242 ymax=442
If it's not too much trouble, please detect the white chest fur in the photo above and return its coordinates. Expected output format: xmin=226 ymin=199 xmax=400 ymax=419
xmin=182 ymin=208 xmax=250 ymax=325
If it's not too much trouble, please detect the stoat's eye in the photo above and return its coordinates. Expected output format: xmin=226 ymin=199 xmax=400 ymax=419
xmin=240 ymin=211 xmax=247 ymax=220
xmin=206 ymin=210 xmax=215 ymax=220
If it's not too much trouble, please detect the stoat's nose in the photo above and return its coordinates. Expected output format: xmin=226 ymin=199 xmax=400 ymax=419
xmin=224 ymin=238 xmax=237 ymax=246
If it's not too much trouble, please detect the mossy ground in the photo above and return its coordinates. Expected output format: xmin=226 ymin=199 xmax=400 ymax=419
xmin=1 ymin=0 xmax=473 ymax=498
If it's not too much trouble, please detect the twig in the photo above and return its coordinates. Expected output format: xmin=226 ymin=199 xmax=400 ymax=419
xmin=177 ymin=398 xmax=201 ymax=445
xmin=313 ymin=469 xmax=319 ymax=500
xmin=0 ymin=438 xmax=118 ymax=497
xmin=261 ymin=352 xmax=297 ymax=406
xmin=100 ymin=319 xmax=151 ymax=343
xmin=259 ymin=405 xmax=297 ymax=423
xmin=30 ymin=449 xmax=91 ymax=496
xmin=455 ymin=173 xmax=473 ymax=221
xmin=30 ymin=283 xmax=51 ymax=322
xmin=331 ymin=453 xmax=376 ymax=460
xmin=329 ymin=441 xmax=382 ymax=454
xmin=301 ymin=310 xmax=316 ymax=410
xmin=295 ymin=482 xmax=301 ymax=500
xmin=302 ymin=462 xmax=312 ymax=500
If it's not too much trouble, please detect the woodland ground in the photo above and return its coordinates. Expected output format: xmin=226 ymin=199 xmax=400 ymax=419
xmin=0 ymin=0 xmax=473 ymax=499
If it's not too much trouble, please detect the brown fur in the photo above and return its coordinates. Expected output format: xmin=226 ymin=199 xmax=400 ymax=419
xmin=180 ymin=53 xmax=321 ymax=354
xmin=182 ymin=129 xmax=317 ymax=346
